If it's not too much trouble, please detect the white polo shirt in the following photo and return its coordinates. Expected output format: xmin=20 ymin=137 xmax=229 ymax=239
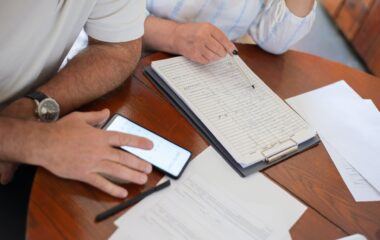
xmin=0 ymin=0 xmax=146 ymax=106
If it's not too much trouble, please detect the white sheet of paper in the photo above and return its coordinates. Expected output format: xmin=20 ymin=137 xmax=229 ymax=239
xmin=337 ymin=233 xmax=368 ymax=240
xmin=363 ymin=99 xmax=379 ymax=112
xmin=323 ymin=138 xmax=380 ymax=201
xmin=286 ymin=80 xmax=380 ymax=197
xmin=112 ymin=175 xmax=287 ymax=240
xmin=288 ymin=80 xmax=361 ymax=100
xmin=110 ymin=147 xmax=306 ymax=240
xmin=109 ymin=229 xmax=292 ymax=240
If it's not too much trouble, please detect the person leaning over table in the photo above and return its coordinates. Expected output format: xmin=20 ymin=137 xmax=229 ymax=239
xmin=0 ymin=0 xmax=154 ymax=199
xmin=143 ymin=0 xmax=316 ymax=64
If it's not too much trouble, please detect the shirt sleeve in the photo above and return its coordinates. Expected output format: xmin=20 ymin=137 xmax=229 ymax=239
xmin=249 ymin=0 xmax=317 ymax=54
xmin=84 ymin=0 xmax=146 ymax=43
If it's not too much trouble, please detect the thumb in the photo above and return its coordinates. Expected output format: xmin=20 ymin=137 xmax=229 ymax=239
xmin=81 ymin=109 xmax=110 ymax=127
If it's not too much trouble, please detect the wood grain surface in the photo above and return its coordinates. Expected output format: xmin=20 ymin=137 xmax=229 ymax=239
xmin=27 ymin=44 xmax=380 ymax=240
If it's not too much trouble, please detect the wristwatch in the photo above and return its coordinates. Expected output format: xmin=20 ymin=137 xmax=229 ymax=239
xmin=26 ymin=91 xmax=60 ymax=122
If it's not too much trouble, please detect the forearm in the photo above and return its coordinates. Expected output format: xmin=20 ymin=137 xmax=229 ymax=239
xmin=41 ymin=38 xmax=142 ymax=115
xmin=285 ymin=0 xmax=315 ymax=17
xmin=1 ymin=38 xmax=142 ymax=119
xmin=143 ymin=16 xmax=178 ymax=54
xmin=0 ymin=117 xmax=45 ymax=165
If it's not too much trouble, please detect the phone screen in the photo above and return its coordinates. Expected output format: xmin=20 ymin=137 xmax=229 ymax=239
xmin=103 ymin=114 xmax=191 ymax=178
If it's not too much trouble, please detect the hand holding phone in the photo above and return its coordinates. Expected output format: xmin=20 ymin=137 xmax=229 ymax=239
xmin=103 ymin=114 xmax=191 ymax=178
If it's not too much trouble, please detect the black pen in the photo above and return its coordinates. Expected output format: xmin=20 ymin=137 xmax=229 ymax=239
xmin=229 ymin=53 xmax=255 ymax=89
xmin=95 ymin=179 xmax=171 ymax=222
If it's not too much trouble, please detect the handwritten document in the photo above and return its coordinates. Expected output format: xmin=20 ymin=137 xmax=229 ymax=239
xmin=110 ymin=147 xmax=306 ymax=240
xmin=152 ymin=56 xmax=315 ymax=166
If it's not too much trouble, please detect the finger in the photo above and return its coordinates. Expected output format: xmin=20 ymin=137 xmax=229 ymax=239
xmin=205 ymin=37 xmax=228 ymax=58
xmin=189 ymin=52 xmax=209 ymax=64
xmin=108 ymin=148 xmax=152 ymax=174
xmin=201 ymin=47 xmax=221 ymax=63
xmin=80 ymin=109 xmax=110 ymax=127
xmin=211 ymin=28 xmax=237 ymax=54
xmin=97 ymin=161 xmax=148 ymax=185
xmin=106 ymin=131 xmax=153 ymax=149
xmin=85 ymin=173 xmax=128 ymax=198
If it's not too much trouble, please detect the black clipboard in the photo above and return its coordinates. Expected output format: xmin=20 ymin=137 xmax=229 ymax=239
xmin=144 ymin=66 xmax=320 ymax=177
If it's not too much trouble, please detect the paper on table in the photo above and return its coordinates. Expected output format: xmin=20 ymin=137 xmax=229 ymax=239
xmin=111 ymin=147 xmax=306 ymax=240
xmin=112 ymin=175 xmax=286 ymax=240
xmin=289 ymin=80 xmax=361 ymax=100
xmin=337 ymin=233 xmax=368 ymax=240
xmin=286 ymin=80 xmax=380 ymax=198
xmin=289 ymin=94 xmax=380 ymax=191
xmin=323 ymin=138 xmax=380 ymax=201
xmin=363 ymin=99 xmax=379 ymax=112
xmin=110 ymin=228 xmax=292 ymax=240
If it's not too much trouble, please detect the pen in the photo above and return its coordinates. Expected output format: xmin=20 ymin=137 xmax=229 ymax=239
xmin=95 ymin=179 xmax=171 ymax=222
xmin=228 ymin=53 xmax=255 ymax=89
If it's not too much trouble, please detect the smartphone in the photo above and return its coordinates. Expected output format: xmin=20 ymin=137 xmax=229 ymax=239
xmin=102 ymin=114 xmax=191 ymax=179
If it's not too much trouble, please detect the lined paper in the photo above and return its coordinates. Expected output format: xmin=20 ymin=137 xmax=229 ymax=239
xmin=152 ymin=56 xmax=315 ymax=166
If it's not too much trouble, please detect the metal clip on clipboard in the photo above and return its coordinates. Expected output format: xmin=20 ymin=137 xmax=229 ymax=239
xmin=262 ymin=139 xmax=298 ymax=163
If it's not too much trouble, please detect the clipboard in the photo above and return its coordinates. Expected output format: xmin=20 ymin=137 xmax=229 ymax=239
xmin=144 ymin=66 xmax=320 ymax=177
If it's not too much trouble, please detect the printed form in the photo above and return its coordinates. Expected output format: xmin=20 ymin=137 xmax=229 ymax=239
xmin=110 ymin=147 xmax=306 ymax=240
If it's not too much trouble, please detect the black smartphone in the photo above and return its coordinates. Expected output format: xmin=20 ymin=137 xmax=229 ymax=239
xmin=102 ymin=114 xmax=192 ymax=179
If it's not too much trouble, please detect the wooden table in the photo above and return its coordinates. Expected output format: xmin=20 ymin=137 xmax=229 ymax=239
xmin=27 ymin=44 xmax=380 ymax=240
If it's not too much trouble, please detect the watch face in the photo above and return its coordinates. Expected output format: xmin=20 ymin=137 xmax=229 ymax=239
xmin=38 ymin=98 xmax=60 ymax=122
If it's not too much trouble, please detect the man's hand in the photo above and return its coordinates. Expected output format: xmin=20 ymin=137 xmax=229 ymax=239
xmin=31 ymin=109 xmax=153 ymax=198
xmin=172 ymin=22 xmax=237 ymax=64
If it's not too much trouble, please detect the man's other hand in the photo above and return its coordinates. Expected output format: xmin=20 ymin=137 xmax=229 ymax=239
xmin=32 ymin=109 xmax=153 ymax=198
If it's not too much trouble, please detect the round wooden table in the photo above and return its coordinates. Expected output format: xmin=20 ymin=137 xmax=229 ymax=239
xmin=27 ymin=44 xmax=380 ymax=240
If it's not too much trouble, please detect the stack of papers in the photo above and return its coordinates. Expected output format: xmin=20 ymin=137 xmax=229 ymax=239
xmin=286 ymin=80 xmax=380 ymax=202
xmin=110 ymin=147 xmax=307 ymax=239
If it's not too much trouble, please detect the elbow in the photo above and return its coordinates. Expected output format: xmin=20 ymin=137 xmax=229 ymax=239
xmin=252 ymin=35 xmax=290 ymax=55
xmin=125 ymin=37 xmax=142 ymax=69
xmin=270 ymin=48 xmax=288 ymax=55
xmin=117 ymin=38 xmax=142 ymax=84
xmin=258 ymin=43 xmax=289 ymax=55
xmin=97 ymin=37 xmax=143 ymax=89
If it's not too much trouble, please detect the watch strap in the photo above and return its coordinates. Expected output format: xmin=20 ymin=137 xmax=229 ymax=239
xmin=26 ymin=91 xmax=48 ymax=102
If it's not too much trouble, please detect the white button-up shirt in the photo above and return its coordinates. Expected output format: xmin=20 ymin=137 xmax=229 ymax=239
xmin=147 ymin=0 xmax=316 ymax=54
